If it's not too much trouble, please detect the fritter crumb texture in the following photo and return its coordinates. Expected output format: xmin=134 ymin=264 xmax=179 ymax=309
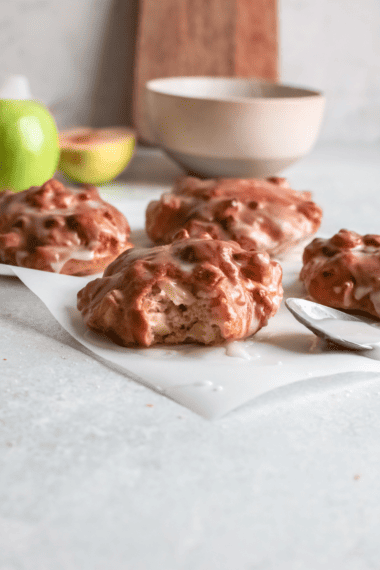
xmin=77 ymin=231 xmax=283 ymax=347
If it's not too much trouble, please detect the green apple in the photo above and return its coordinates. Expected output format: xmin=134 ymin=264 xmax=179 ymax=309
xmin=58 ymin=127 xmax=135 ymax=185
xmin=0 ymin=99 xmax=60 ymax=192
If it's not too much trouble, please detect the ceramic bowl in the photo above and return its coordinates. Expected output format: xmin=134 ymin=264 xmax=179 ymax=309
xmin=145 ymin=76 xmax=325 ymax=178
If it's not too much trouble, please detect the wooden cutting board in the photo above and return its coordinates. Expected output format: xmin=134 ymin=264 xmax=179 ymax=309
xmin=133 ymin=0 xmax=278 ymax=141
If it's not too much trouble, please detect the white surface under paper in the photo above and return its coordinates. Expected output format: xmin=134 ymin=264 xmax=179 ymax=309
xmin=3 ymin=196 xmax=380 ymax=419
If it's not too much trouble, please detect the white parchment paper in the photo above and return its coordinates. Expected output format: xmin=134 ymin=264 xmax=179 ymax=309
xmin=2 ymin=195 xmax=380 ymax=419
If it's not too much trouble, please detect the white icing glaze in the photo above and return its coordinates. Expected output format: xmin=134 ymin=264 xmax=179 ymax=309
xmin=50 ymin=247 xmax=95 ymax=273
xmin=15 ymin=251 xmax=28 ymax=265
xmin=249 ymin=316 xmax=261 ymax=335
xmin=177 ymin=260 xmax=195 ymax=273
xmin=224 ymin=341 xmax=252 ymax=360
xmin=71 ymin=249 xmax=96 ymax=262
xmin=50 ymin=259 xmax=68 ymax=273
xmin=354 ymin=285 xmax=373 ymax=300
xmin=342 ymin=282 xmax=354 ymax=308
xmin=9 ymin=202 xmax=102 ymax=220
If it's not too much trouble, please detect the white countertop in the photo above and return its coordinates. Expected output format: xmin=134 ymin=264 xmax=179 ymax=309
xmin=1 ymin=144 xmax=380 ymax=569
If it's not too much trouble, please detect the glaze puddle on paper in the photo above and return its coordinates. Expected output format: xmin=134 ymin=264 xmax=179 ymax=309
xmin=2 ymin=195 xmax=380 ymax=419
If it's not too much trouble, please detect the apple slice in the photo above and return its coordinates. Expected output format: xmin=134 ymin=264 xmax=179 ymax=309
xmin=58 ymin=127 xmax=136 ymax=185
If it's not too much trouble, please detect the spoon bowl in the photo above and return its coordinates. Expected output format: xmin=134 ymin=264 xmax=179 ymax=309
xmin=285 ymin=298 xmax=380 ymax=351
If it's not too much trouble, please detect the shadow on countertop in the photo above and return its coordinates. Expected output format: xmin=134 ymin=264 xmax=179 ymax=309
xmin=117 ymin=146 xmax=184 ymax=185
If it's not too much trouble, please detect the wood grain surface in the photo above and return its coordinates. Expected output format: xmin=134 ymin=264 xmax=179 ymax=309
xmin=133 ymin=0 xmax=278 ymax=141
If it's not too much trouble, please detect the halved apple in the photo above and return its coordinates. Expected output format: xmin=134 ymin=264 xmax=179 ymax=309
xmin=58 ymin=127 xmax=135 ymax=184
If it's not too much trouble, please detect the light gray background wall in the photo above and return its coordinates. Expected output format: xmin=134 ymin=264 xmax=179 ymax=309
xmin=0 ymin=0 xmax=379 ymax=143
xmin=281 ymin=0 xmax=380 ymax=143
xmin=0 ymin=0 xmax=138 ymax=129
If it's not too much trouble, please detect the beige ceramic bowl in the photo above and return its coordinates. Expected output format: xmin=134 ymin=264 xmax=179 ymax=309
xmin=146 ymin=76 xmax=325 ymax=178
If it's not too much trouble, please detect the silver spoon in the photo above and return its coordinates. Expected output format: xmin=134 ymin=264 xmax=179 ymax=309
xmin=285 ymin=298 xmax=380 ymax=351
